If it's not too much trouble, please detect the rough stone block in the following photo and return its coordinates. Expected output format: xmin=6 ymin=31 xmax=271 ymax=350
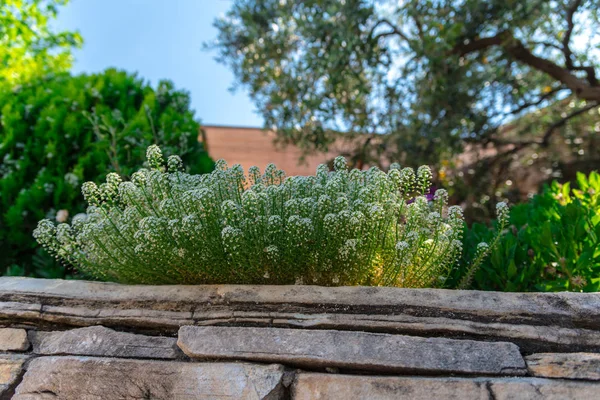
xmin=178 ymin=326 xmax=526 ymax=375
xmin=526 ymin=352 xmax=600 ymax=380
xmin=0 ymin=328 xmax=29 ymax=351
xmin=13 ymin=356 xmax=286 ymax=400
xmin=0 ymin=354 xmax=29 ymax=397
xmin=29 ymin=325 xmax=182 ymax=359
xmin=292 ymin=373 xmax=600 ymax=400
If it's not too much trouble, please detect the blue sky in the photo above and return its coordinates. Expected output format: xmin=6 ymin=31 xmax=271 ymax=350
xmin=55 ymin=0 xmax=262 ymax=128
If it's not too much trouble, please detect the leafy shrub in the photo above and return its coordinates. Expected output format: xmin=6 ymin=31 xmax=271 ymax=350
xmin=0 ymin=0 xmax=83 ymax=88
xmin=0 ymin=69 xmax=213 ymax=276
xmin=458 ymin=171 xmax=600 ymax=292
xmin=34 ymin=146 xmax=505 ymax=286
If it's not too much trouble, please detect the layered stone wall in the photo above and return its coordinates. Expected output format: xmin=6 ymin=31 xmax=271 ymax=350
xmin=0 ymin=277 xmax=599 ymax=399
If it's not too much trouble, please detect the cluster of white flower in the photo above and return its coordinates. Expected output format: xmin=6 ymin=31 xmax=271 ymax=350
xmin=34 ymin=146 xmax=503 ymax=287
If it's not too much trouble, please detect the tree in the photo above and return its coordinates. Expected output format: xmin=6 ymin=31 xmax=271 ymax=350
xmin=0 ymin=0 xmax=82 ymax=87
xmin=212 ymin=0 xmax=600 ymax=214
xmin=0 ymin=70 xmax=213 ymax=277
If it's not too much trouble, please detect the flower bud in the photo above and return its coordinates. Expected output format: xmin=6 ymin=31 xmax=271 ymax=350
xmin=417 ymin=165 xmax=432 ymax=194
xmin=496 ymin=201 xmax=510 ymax=226
xmin=146 ymin=145 xmax=164 ymax=170
xmin=82 ymin=182 xmax=101 ymax=206
xmin=333 ymin=156 xmax=347 ymax=172
xmin=167 ymin=155 xmax=183 ymax=172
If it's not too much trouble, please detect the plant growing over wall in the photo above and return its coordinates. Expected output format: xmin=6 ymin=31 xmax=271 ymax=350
xmin=457 ymin=171 xmax=600 ymax=292
xmin=34 ymin=145 xmax=506 ymax=287
xmin=0 ymin=69 xmax=213 ymax=277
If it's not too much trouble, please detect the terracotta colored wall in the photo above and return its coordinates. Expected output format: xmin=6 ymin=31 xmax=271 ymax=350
xmin=200 ymin=125 xmax=357 ymax=176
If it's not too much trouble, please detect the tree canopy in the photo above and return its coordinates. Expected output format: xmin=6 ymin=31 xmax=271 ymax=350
xmin=0 ymin=0 xmax=82 ymax=87
xmin=212 ymin=0 xmax=600 ymax=207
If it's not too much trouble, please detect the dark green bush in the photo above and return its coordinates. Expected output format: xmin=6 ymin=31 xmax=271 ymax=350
xmin=456 ymin=171 xmax=600 ymax=292
xmin=0 ymin=69 xmax=213 ymax=277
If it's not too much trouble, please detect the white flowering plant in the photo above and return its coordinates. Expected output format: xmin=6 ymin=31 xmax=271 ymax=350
xmin=34 ymin=145 xmax=508 ymax=287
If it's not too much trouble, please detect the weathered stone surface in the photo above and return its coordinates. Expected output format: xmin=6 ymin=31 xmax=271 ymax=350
xmin=526 ymin=352 xmax=600 ymax=380
xmin=0 ymin=355 xmax=30 ymax=397
xmin=2 ymin=302 xmax=598 ymax=353
xmin=2 ymin=278 xmax=599 ymax=399
xmin=1 ymin=277 xmax=599 ymax=352
xmin=268 ymin=311 xmax=600 ymax=353
xmin=13 ymin=356 xmax=286 ymax=400
xmin=2 ymin=277 xmax=598 ymax=327
xmin=0 ymin=328 xmax=28 ymax=351
xmin=29 ymin=325 xmax=182 ymax=359
xmin=292 ymin=373 xmax=600 ymax=400
xmin=178 ymin=326 xmax=526 ymax=375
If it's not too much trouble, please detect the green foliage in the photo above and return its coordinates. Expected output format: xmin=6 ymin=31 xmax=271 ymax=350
xmin=0 ymin=69 xmax=214 ymax=276
xmin=212 ymin=0 xmax=600 ymax=214
xmin=0 ymin=0 xmax=82 ymax=87
xmin=34 ymin=146 xmax=496 ymax=287
xmin=458 ymin=171 xmax=600 ymax=292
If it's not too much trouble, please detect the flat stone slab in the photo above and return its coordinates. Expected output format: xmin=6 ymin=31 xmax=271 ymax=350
xmin=178 ymin=326 xmax=526 ymax=375
xmin=0 ymin=354 xmax=30 ymax=397
xmin=526 ymin=352 xmax=600 ymax=380
xmin=2 ymin=277 xmax=598 ymax=328
xmin=29 ymin=325 xmax=182 ymax=359
xmin=292 ymin=373 xmax=600 ymax=400
xmin=0 ymin=328 xmax=29 ymax=351
xmin=13 ymin=356 xmax=286 ymax=400
xmin=1 ymin=277 xmax=599 ymax=353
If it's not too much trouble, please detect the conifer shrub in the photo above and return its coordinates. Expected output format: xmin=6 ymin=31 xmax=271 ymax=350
xmin=1 ymin=69 xmax=213 ymax=276
xmin=34 ymin=145 xmax=506 ymax=286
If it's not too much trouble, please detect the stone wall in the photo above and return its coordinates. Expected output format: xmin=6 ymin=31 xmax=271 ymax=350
xmin=0 ymin=277 xmax=598 ymax=399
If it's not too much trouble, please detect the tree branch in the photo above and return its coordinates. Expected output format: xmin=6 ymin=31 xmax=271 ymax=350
xmin=453 ymin=31 xmax=509 ymax=55
xmin=413 ymin=15 xmax=425 ymax=42
xmin=453 ymin=32 xmax=600 ymax=102
xmin=559 ymin=0 xmax=597 ymax=85
xmin=506 ymin=41 xmax=600 ymax=98
xmin=370 ymin=18 xmax=412 ymax=44
xmin=562 ymin=0 xmax=583 ymax=70
xmin=541 ymin=102 xmax=599 ymax=146
xmin=507 ymin=87 xmax=563 ymax=116
xmin=570 ymin=65 xmax=598 ymax=86
xmin=529 ymin=40 xmax=564 ymax=52
xmin=471 ymin=102 xmax=598 ymax=149
xmin=481 ymin=137 xmax=539 ymax=148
